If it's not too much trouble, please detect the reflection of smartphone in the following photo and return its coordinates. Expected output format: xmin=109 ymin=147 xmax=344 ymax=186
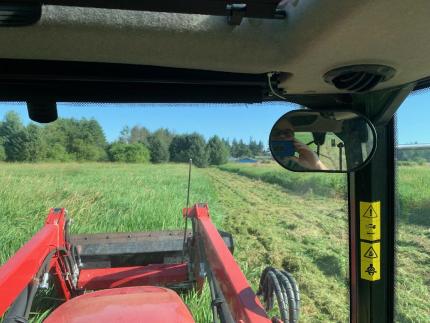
xmin=271 ymin=140 xmax=295 ymax=158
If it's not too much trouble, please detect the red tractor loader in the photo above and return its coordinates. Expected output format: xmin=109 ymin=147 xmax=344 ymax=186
xmin=1 ymin=204 xmax=290 ymax=322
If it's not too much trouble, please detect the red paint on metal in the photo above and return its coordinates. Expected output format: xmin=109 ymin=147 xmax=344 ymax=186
xmin=191 ymin=204 xmax=270 ymax=323
xmin=0 ymin=208 xmax=68 ymax=316
xmin=53 ymin=258 xmax=72 ymax=300
xmin=1 ymin=204 xmax=268 ymax=322
xmin=78 ymin=263 xmax=188 ymax=290
xmin=45 ymin=286 xmax=195 ymax=323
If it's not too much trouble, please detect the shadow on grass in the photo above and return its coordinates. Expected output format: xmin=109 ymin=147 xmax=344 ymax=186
xmin=314 ymin=255 xmax=343 ymax=278
xmin=399 ymin=201 xmax=430 ymax=227
xmin=218 ymin=165 xmax=346 ymax=198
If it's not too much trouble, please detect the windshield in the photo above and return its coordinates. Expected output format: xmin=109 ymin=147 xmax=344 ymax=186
xmin=0 ymin=96 xmax=428 ymax=322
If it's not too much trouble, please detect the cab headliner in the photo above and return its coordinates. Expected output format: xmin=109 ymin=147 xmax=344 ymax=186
xmin=0 ymin=0 xmax=429 ymax=94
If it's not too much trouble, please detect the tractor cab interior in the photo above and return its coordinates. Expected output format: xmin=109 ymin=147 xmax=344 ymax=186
xmin=0 ymin=1 xmax=429 ymax=322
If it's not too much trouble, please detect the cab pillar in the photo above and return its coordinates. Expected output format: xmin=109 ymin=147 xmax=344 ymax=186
xmin=348 ymin=85 xmax=413 ymax=323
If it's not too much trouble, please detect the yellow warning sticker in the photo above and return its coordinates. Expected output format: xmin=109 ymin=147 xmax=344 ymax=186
xmin=360 ymin=201 xmax=381 ymax=241
xmin=360 ymin=241 xmax=380 ymax=281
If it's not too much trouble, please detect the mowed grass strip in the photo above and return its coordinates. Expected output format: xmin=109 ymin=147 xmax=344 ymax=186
xmin=217 ymin=162 xmax=430 ymax=322
xmin=206 ymin=168 xmax=350 ymax=322
xmin=219 ymin=162 xmax=346 ymax=198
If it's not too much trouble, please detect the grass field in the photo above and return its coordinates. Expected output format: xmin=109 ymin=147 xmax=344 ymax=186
xmin=218 ymin=163 xmax=346 ymax=198
xmin=0 ymin=163 xmax=428 ymax=322
xmin=0 ymin=163 xmax=218 ymax=322
xmin=218 ymin=162 xmax=430 ymax=322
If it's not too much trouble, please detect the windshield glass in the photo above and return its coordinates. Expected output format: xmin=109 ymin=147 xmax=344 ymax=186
xmin=1 ymin=97 xmax=428 ymax=322
xmin=0 ymin=101 xmax=350 ymax=322
xmin=394 ymin=93 xmax=430 ymax=322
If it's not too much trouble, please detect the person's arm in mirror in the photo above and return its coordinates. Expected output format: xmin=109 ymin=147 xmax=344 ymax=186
xmin=291 ymin=139 xmax=328 ymax=170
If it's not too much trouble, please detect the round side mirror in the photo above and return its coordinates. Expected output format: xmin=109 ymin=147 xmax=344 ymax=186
xmin=269 ymin=110 xmax=377 ymax=173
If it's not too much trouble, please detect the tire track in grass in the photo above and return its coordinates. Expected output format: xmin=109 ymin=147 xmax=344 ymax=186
xmin=206 ymin=168 xmax=349 ymax=323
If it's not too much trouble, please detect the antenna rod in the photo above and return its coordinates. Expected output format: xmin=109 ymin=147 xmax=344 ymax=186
xmin=182 ymin=158 xmax=192 ymax=261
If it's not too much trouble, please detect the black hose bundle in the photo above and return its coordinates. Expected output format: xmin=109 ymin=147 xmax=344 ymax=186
xmin=3 ymin=250 xmax=55 ymax=323
xmin=3 ymin=248 xmax=68 ymax=323
xmin=257 ymin=267 xmax=300 ymax=323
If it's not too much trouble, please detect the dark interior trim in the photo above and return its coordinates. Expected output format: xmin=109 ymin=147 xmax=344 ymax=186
xmin=0 ymin=59 xmax=266 ymax=103
xmin=0 ymin=59 xmax=426 ymax=104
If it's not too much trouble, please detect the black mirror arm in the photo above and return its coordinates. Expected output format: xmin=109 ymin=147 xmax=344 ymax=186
xmin=337 ymin=142 xmax=345 ymax=171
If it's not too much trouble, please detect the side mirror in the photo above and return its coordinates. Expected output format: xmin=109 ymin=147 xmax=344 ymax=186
xmin=269 ymin=110 xmax=377 ymax=173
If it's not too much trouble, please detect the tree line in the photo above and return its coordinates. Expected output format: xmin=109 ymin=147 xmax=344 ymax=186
xmin=397 ymin=146 xmax=430 ymax=164
xmin=0 ymin=111 xmax=266 ymax=167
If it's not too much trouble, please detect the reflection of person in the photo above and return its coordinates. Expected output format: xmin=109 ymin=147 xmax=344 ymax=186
xmin=292 ymin=139 xmax=328 ymax=170
xmin=272 ymin=120 xmax=328 ymax=171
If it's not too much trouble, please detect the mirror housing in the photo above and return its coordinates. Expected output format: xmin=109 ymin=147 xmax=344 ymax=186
xmin=269 ymin=110 xmax=377 ymax=173
xmin=27 ymin=101 xmax=58 ymax=123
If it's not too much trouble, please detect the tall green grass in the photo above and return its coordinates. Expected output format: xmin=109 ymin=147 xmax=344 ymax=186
xmin=0 ymin=163 xmax=220 ymax=264
xmin=0 ymin=163 xmax=216 ymax=321
xmin=398 ymin=165 xmax=430 ymax=226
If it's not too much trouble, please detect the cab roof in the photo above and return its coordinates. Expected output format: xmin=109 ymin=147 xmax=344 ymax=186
xmin=0 ymin=0 xmax=429 ymax=97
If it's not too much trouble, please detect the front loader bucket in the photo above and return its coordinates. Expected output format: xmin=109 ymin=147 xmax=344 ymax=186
xmin=71 ymin=229 xmax=233 ymax=269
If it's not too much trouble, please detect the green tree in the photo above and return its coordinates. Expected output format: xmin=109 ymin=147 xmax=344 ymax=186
xmin=248 ymin=139 xmax=259 ymax=157
xmin=72 ymin=119 xmax=107 ymax=161
xmin=26 ymin=124 xmax=48 ymax=162
xmin=233 ymin=139 xmax=251 ymax=158
xmin=169 ymin=133 xmax=208 ymax=167
xmin=108 ymin=141 xmax=127 ymax=162
xmin=152 ymin=128 xmax=174 ymax=147
xmin=207 ymin=135 xmax=229 ymax=165
xmin=43 ymin=120 xmax=69 ymax=156
xmin=46 ymin=143 xmax=71 ymax=162
xmin=231 ymin=139 xmax=239 ymax=157
xmin=0 ymin=111 xmax=29 ymax=161
xmin=0 ymin=139 xmax=5 ymax=161
xmin=80 ymin=119 xmax=108 ymax=148
xmin=222 ymin=138 xmax=231 ymax=155
xmin=257 ymin=140 xmax=265 ymax=155
xmin=125 ymin=143 xmax=150 ymax=163
xmin=129 ymin=126 xmax=150 ymax=145
xmin=108 ymin=142 xmax=150 ymax=163
xmin=43 ymin=118 xmax=107 ymax=161
xmin=148 ymin=135 xmax=169 ymax=163
xmin=71 ymin=139 xmax=106 ymax=161
xmin=119 ymin=126 xmax=130 ymax=143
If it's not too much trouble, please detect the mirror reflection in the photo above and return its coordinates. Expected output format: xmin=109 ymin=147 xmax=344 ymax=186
xmin=269 ymin=110 xmax=376 ymax=172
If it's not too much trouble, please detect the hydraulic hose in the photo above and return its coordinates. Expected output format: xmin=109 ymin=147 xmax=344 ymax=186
xmin=257 ymin=267 xmax=300 ymax=323
xmin=3 ymin=285 xmax=30 ymax=323
xmin=3 ymin=248 xmax=60 ymax=323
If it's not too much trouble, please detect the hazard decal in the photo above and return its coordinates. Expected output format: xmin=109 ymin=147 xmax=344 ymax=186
xmin=360 ymin=201 xmax=380 ymax=241
xmin=360 ymin=242 xmax=381 ymax=281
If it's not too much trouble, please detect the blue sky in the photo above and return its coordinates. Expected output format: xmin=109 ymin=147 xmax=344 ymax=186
xmin=0 ymin=91 xmax=429 ymax=144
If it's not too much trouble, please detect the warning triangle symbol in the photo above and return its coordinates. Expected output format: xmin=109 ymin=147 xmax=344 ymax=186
xmin=364 ymin=246 xmax=378 ymax=259
xmin=363 ymin=205 xmax=378 ymax=218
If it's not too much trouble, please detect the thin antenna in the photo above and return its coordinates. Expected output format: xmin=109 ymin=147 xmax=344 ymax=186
xmin=181 ymin=158 xmax=192 ymax=261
